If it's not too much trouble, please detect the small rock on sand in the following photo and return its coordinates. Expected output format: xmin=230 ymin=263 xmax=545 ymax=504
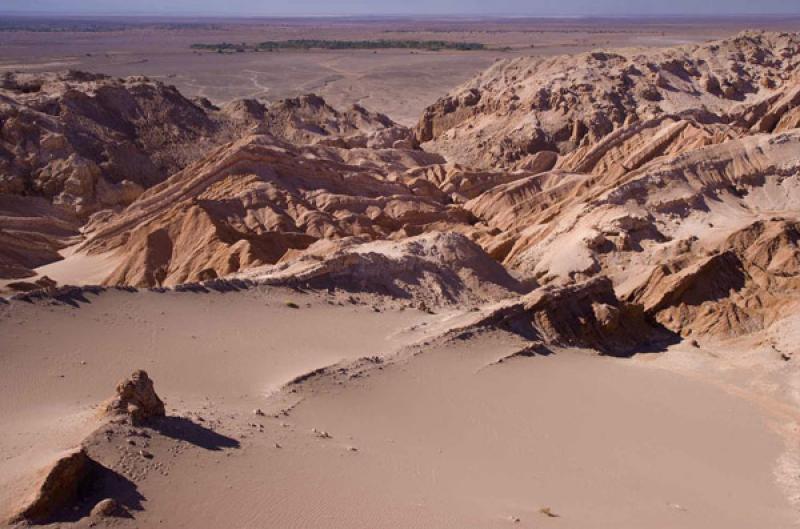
xmin=91 ymin=498 xmax=121 ymax=518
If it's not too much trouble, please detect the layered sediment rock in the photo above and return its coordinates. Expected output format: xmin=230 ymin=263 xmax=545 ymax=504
xmin=76 ymin=134 xmax=463 ymax=287
xmin=417 ymin=31 xmax=800 ymax=168
xmin=0 ymin=73 xmax=414 ymax=279
xmin=5 ymin=31 xmax=800 ymax=345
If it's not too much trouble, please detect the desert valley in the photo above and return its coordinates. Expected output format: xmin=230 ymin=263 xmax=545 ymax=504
xmin=2 ymin=13 xmax=800 ymax=529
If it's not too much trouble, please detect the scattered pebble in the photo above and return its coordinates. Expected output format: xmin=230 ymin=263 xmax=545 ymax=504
xmin=312 ymin=428 xmax=332 ymax=439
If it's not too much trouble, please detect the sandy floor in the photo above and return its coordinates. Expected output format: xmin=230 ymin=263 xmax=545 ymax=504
xmin=7 ymin=246 xmax=122 ymax=291
xmin=1 ymin=287 xmax=796 ymax=528
xmin=0 ymin=286 xmax=435 ymax=518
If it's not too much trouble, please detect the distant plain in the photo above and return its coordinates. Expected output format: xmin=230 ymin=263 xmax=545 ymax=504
xmin=2 ymin=16 xmax=799 ymax=124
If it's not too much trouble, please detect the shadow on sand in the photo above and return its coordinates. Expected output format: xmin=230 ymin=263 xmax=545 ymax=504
xmin=46 ymin=460 xmax=144 ymax=524
xmin=149 ymin=416 xmax=240 ymax=451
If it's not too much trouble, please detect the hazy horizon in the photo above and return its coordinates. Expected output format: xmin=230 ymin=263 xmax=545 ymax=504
xmin=2 ymin=0 xmax=800 ymax=17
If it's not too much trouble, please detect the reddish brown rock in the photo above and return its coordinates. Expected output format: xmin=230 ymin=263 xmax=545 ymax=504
xmin=106 ymin=370 xmax=165 ymax=425
xmin=8 ymin=448 xmax=92 ymax=524
xmin=416 ymin=31 xmax=800 ymax=168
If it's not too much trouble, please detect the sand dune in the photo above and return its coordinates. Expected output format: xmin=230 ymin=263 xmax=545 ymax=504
xmin=1 ymin=288 xmax=797 ymax=527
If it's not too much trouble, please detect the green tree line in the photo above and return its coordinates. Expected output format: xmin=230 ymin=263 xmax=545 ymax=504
xmin=191 ymin=39 xmax=486 ymax=52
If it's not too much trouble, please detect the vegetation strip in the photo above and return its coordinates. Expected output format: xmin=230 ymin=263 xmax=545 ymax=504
xmin=191 ymin=39 xmax=486 ymax=52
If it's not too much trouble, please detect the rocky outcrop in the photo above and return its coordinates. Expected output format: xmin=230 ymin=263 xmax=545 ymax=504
xmin=5 ymin=371 xmax=163 ymax=524
xmin=5 ymin=33 xmax=800 ymax=346
xmin=7 ymin=448 xmax=93 ymax=524
xmin=492 ymin=130 xmax=800 ymax=284
xmin=105 ymin=370 xmax=165 ymax=425
xmin=0 ymin=73 xmax=417 ymax=280
xmin=226 ymin=93 xmax=415 ymax=149
xmin=78 ymin=134 xmax=467 ymax=287
xmin=417 ymin=31 xmax=800 ymax=169
xmin=627 ymin=219 xmax=800 ymax=337
xmin=0 ymin=194 xmax=80 ymax=278
xmin=0 ymin=71 xmax=230 ymax=218
xmin=244 ymin=231 xmax=526 ymax=306
xmin=90 ymin=498 xmax=122 ymax=518
xmin=469 ymin=277 xmax=673 ymax=355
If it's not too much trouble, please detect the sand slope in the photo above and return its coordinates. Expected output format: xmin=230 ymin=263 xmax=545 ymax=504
xmin=0 ymin=289 xmax=796 ymax=527
xmin=0 ymin=287 xmax=436 ymax=521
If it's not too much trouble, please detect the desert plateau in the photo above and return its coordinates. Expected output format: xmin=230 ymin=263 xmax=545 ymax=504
xmin=2 ymin=10 xmax=800 ymax=529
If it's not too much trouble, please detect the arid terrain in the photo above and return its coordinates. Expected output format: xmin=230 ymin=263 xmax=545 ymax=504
xmin=2 ymin=16 xmax=799 ymax=124
xmin=2 ymin=16 xmax=800 ymax=529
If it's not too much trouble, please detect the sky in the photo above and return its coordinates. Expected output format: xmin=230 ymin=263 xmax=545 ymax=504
xmin=2 ymin=0 xmax=800 ymax=17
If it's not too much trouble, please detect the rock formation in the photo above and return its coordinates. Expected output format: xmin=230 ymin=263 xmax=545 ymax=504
xmin=0 ymin=194 xmax=79 ymax=279
xmin=416 ymin=31 xmax=800 ymax=168
xmin=71 ymin=133 xmax=459 ymax=287
xmin=5 ymin=371 xmax=163 ymax=524
xmin=244 ymin=231 xmax=526 ymax=306
xmin=627 ymin=219 xmax=800 ymax=337
xmin=0 ymin=73 xmax=413 ymax=280
xmin=4 ymin=31 xmax=800 ymax=345
xmin=7 ymin=448 xmax=92 ymax=524
xmin=229 ymin=93 xmax=416 ymax=149
xmin=0 ymin=71 xmax=227 ymax=216
xmin=469 ymin=277 xmax=672 ymax=355
xmin=105 ymin=370 xmax=165 ymax=425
